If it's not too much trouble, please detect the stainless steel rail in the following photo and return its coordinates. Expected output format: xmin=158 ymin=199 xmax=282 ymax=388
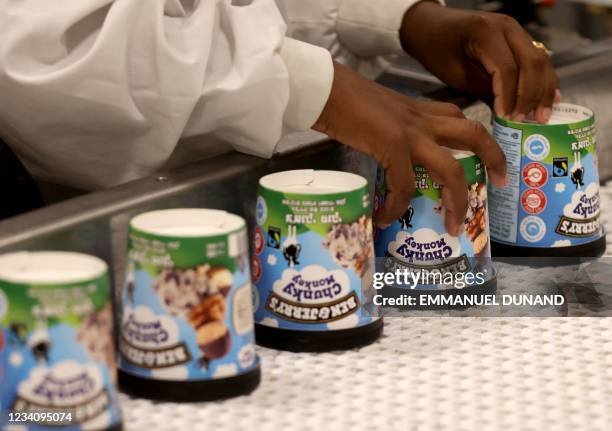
xmin=0 ymin=142 xmax=377 ymax=293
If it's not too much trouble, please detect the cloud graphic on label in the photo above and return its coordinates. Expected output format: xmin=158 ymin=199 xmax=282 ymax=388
xmin=238 ymin=343 xmax=256 ymax=369
xmin=267 ymin=254 xmax=277 ymax=266
xmin=273 ymin=265 xmax=350 ymax=304
xmin=555 ymin=183 xmax=566 ymax=193
xmin=213 ymin=364 xmax=238 ymax=378
xmin=17 ymin=360 xmax=103 ymax=407
xmin=388 ymin=229 xmax=461 ymax=263
xmin=552 ymin=240 xmax=572 ymax=247
xmin=233 ymin=283 xmax=254 ymax=336
xmin=150 ymin=366 xmax=189 ymax=380
xmin=121 ymin=306 xmax=179 ymax=349
xmin=9 ymin=352 xmax=23 ymax=367
xmin=83 ymin=411 xmax=113 ymax=431
xmin=563 ymin=182 xmax=600 ymax=219
xmin=260 ymin=317 xmax=279 ymax=328
xmin=326 ymin=313 xmax=359 ymax=330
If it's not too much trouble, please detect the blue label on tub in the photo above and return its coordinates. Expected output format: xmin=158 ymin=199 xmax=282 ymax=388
xmin=253 ymin=184 xmax=379 ymax=331
xmin=119 ymin=228 xmax=258 ymax=381
xmin=374 ymin=156 xmax=493 ymax=291
xmin=490 ymin=109 xmax=604 ymax=248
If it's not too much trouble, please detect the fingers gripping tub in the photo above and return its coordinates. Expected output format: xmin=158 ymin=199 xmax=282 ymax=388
xmin=374 ymin=150 xmax=497 ymax=308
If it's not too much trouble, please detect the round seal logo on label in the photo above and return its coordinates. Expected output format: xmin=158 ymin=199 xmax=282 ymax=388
xmin=253 ymin=227 xmax=264 ymax=255
xmin=520 ymin=216 xmax=546 ymax=242
xmin=524 ymin=134 xmax=550 ymax=161
xmin=251 ymin=255 xmax=262 ymax=283
xmin=255 ymin=196 xmax=267 ymax=226
xmin=522 ymin=162 xmax=548 ymax=188
xmin=521 ymin=188 xmax=547 ymax=215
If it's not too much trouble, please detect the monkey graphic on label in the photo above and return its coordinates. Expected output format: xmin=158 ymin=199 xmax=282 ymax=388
xmin=282 ymin=225 xmax=301 ymax=267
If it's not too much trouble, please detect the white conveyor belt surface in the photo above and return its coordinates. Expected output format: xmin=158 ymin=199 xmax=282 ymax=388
xmin=120 ymin=182 xmax=612 ymax=431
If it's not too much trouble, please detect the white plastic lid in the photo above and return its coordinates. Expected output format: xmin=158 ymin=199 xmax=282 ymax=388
xmin=547 ymin=103 xmax=593 ymax=125
xmin=130 ymin=209 xmax=245 ymax=237
xmin=259 ymin=170 xmax=367 ymax=194
xmin=0 ymin=251 xmax=107 ymax=284
xmin=503 ymin=103 xmax=593 ymax=125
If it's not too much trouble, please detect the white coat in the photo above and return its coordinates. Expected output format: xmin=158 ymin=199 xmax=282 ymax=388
xmin=0 ymin=0 xmax=435 ymax=189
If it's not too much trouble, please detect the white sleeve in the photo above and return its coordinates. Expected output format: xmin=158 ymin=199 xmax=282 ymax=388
xmin=0 ymin=0 xmax=325 ymax=189
xmin=277 ymin=0 xmax=444 ymax=78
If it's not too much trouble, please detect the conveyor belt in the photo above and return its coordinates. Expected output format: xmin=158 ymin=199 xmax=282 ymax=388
xmin=119 ymin=183 xmax=612 ymax=431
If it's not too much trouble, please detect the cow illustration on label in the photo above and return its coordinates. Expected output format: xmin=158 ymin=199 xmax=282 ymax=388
xmin=282 ymin=225 xmax=301 ymax=267
xmin=399 ymin=207 xmax=414 ymax=229
xmin=570 ymin=151 xmax=585 ymax=190
xmin=28 ymin=325 xmax=51 ymax=365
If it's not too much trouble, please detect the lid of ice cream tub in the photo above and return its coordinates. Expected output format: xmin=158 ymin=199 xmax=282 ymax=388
xmin=259 ymin=170 xmax=367 ymax=194
xmin=0 ymin=251 xmax=108 ymax=284
xmin=496 ymin=103 xmax=594 ymax=126
xmin=130 ymin=209 xmax=245 ymax=237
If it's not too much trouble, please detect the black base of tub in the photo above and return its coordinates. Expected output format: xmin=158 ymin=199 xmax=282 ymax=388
xmin=380 ymin=277 xmax=498 ymax=311
xmin=255 ymin=318 xmax=383 ymax=352
xmin=491 ymin=235 xmax=606 ymax=261
xmin=108 ymin=423 xmax=123 ymax=431
xmin=118 ymin=366 xmax=261 ymax=402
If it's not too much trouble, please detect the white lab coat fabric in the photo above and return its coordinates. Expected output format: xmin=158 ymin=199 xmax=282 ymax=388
xmin=0 ymin=0 xmax=430 ymax=189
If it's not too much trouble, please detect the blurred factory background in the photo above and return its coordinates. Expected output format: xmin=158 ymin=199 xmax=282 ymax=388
xmin=450 ymin=0 xmax=612 ymax=43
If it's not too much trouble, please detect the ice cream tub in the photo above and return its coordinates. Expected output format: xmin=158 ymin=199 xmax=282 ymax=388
xmin=253 ymin=170 xmax=382 ymax=351
xmin=489 ymin=103 xmax=606 ymax=257
xmin=374 ymin=150 xmax=496 ymax=298
xmin=118 ymin=209 xmax=260 ymax=402
xmin=0 ymin=251 xmax=122 ymax=430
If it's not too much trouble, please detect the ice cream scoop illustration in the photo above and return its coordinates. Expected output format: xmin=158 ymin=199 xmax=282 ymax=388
xmin=323 ymin=216 xmax=373 ymax=277
xmin=188 ymin=294 xmax=230 ymax=369
xmin=282 ymin=225 xmax=301 ymax=267
xmin=77 ymin=303 xmax=115 ymax=377
xmin=464 ymin=183 xmax=488 ymax=256
xmin=570 ymin=151 xmax=585 ymax=190
xmin=154 ymin=265 xmax=233 ymax=369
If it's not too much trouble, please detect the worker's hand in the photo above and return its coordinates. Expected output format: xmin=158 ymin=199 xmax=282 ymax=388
xmin=313 ymin=62 xmax=507 ymax=235
xmin=400 ymin=1 xmax=560 ymax=124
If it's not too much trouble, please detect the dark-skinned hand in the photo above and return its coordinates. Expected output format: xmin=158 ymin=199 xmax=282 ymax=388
xmin=313 ymin=62 xmax=507 ymax=235
xmin=401 ymin=1 xmax=561 ymax=123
